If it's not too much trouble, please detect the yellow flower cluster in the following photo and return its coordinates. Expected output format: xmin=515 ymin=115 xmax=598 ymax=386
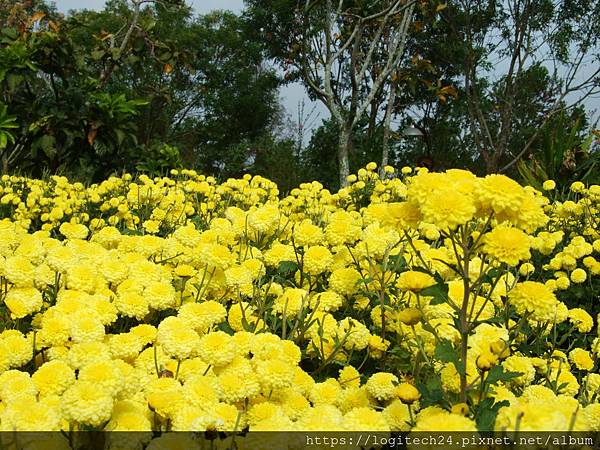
xmin=0 ymin=164 xmax=599 ymax=440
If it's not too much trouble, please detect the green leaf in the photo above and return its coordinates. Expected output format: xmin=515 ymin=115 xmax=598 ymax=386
xmin=91 ymin=49 xmax=105 ymax=60
xmin=217 ymin=321 xmax=235 ymax=334
xmin=475 ymin=398 xmax=509 ymax=431
xmin=357 ymin=276 xmax=374 ymax=285
xmin=387 ymin=253 xmax=407 ymax=272
xmin=420 ymin=282 xmax=449 ymax=305
xmin=33 ymin=135 xmax=57 ymax=159
xmin=486 ymin=365 xmax=522 ymax=385
xmin=277 ymin=260 xmax=298 ymax=275
xmin=114 ymin=128 xmax=126 ymax=146
xmin=141 ymin=17 xmax=157 ymax=32
xmin=6 ymin=73 xmax=22 ymax=93
xmin=434 ymin=339 xmax=464 ymax=375
xmin=416 ymin=376 xmax=450 ymax=409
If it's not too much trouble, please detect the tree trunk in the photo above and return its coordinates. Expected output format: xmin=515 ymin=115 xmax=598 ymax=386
xmin=483 ymin=150 xmax=500 ymax=174
xmin=381 ymin=78 xmax=397 ymax=177
xmin=338 ymin=126 xmax=351 ymax=188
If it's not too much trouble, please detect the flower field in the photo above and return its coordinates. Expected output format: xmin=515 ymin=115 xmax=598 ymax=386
xmin=0 ymin=164 xmax=599 ymax=442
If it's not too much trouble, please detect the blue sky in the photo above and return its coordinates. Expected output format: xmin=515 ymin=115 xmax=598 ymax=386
xmin=53 ymin=0 xmax=244 ymax=14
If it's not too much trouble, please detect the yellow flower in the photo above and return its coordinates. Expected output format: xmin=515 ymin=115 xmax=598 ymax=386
xmin=197 ymin=331 xmax=236 ymax=367
xmin=59 ymin=222 xmax=89 ymax=240
xmin=31 ymin=360 xmax=75 ymax=397
xmin=156 ymin=316 xmax=201 ymax=361
xmin=144 ymin=281 xmax=176 ymax=310
xmin=178 ymin=300 xmax=227 ymax=332
xmin=555 ymin=276 xmax=570 ymax=290
xmin=274 ymin=288 xmax=307 ymax=316
xmin=339 ymin=317 xmax=371 ymax=351
xmin=248 ymin=204 xmax=280 ymax=234
xmin=365 ymin=372 xmax=398 ymax=401
xmin=174 ymin=264 xmax=195 ymax=278
xmin=4 ymin=287 xmax=43 ymax=318
xmin=293 ymin=220 xmax=324 ymax=246
xmin=567 ymin=308 xmax=593 ymax=333
xmin=0 ymin=330 xmax=33 ymax=369
xmin=519 ymin=262 xmax=535 ymax=276
xmin=114 ymin=291 xmax=149 ymax=320
xmin=146 ymin=377 xmax=184 ymax=418
xmin=570 ymin=268 xmax=587 ymax=284
xmin=381 ymin=400 xmax=411 ymax=431
xmin=129 ymin=324 xmax=157 ymax=344
xmin=419 ymin=188 xmax=476 ymax=231
xmin=61 ymin=380 xmax=114 ymax=426
xmin=303 ymin=246 xmax=333 ymax=275
xmin=508 ymin=281 xmax=560 ymax=323
xmin=3 ymin=256 xmax=36 ymax=287
xmin=478 ymin=174 xmax=525 ymax=222
xmin=396 ymin=382 xmax=420 ymax=404
xmin=0 ymin=370 xmax=37 ymax=402
xmin=69 ymin=311 xmax=105 ymax=343
xmin=476 ymin=349 xmax=499 ymax=371
xmin=309 ymin=379 xmax=343 ymax=407
xmin=397 ymin=271 xmax=436 ymax=293
xmin=0 ymin=396 xmax=61 ymax=431
xmin=107 ymin=332 xmax=144 ymax=360
xmin=338 ymin=366 xmax=361 ymax=389
xmin=329 ymin=267 xmax=361 ymax=295
xmin=397 ymin=307 xmax=422 ymax=326
xmin=263 ymin=242 xmax=296 ymax=267
xmin=482 ymin=225 xmax=531 ymax=266
xmin=246 ymin=401 xmax=283 ymax=426
xmin=412 ymin=408 xmax=478 ymax=431
xmin=569 ymin=348 xmax=594 ymax=371
xmin=310 ymin=290 xmax=343 ymax=312
xmin=62 ymin=336 xmax=103 ymax=368
xmin=571 ymin=181 xmax=585 ymax=193
xmin=502 ymin=355 xmax=536 ymax=387
xmin=78 ymin=360 xmax=123 ymax=396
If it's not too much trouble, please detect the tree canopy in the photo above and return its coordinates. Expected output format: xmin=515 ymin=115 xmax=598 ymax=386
xmin=0 ymin=0 xmax=597 ymax=188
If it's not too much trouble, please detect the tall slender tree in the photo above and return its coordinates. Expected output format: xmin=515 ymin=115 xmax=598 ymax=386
xmin=246 ymin=0 xmax=418 ymax=186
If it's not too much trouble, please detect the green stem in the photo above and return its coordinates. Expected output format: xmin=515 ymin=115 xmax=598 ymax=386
xmin=175 ymin=359 xmax=181 ymax=380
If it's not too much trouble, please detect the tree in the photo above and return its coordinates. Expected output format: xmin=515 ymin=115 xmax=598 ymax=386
xmin=72 ymin=3 xmax=281 ymax=178
xmin=0 ymin=0 xmax=283 ymax=180
xmin=301 ymin=117 xmax=383 ymax=190
xmin=0 ymin=0 xmax=179 ymax=179
xmin=246 ymin=0 xmax=417 ymax=187
xmin=190 ymin=11 xmax=280 ymax=176
xmin=439 ymin=0 xmax=600 ymax=173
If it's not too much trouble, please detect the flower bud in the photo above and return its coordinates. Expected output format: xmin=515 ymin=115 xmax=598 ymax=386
xmin=397 ymin=307 xmax=422 ymax=326
xmin=451 ymin=402 xmax=469 ymax=416
xmin=490 ymin=340 xmax=510 ymax=359
xmin=476 ymin=350 xmax=498 ymax=372
xmin=396 ymin=382 xmax=420 ymax=404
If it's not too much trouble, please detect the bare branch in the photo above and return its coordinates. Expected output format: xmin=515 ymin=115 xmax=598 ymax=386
xmin=353 ymin=1 xmax=416 ymax=127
